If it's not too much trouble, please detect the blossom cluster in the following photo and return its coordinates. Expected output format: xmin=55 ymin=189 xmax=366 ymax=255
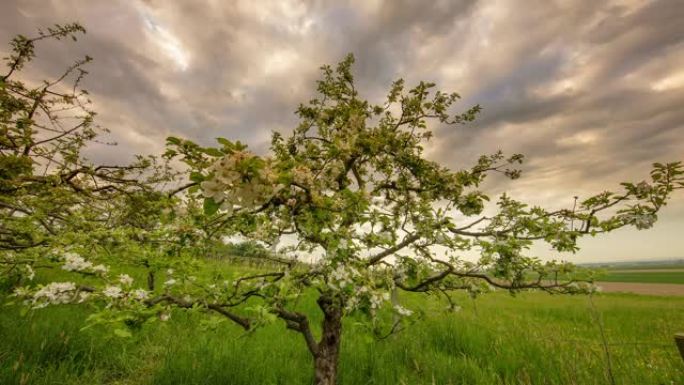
xmin=565 ymin=281 xmax=601 ymax=294
xmin=201 ymin=151 xmax=281 ymax=212
xmin=623 ymin=212 xmax=657 ymax=230
xmin=118 ymin=274 xmax=134 ymax=286
xmin=61 ymin=252 xmax=108 ymax=274
xmin=101 ymin=284 xmax=148 ymax=301
xmin=14 ymin=281 xmax=151 ymax=309
xmin=344 ymin=285 xmax=390 ymax=313
xmin=292 ymin=165 xmax=314 ymax=186
xmin=13 ymin=268 xmax=149 ymax=310
xmin=394 ymin=304 xmax=413 ymax=317
xmin=103 ymin=285 xmax=123 ymax=298
xmin=328 ymin=264 xmax=361 ymax=291
xmin=322 ymin=264 xmax=413 ymax=317
xmin=27 ymin=282 xmax=87 ymax=308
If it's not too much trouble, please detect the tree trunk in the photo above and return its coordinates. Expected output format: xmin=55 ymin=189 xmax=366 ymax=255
xmin=147 ymin=270 xmax=155 ymax=291
xmin=314 ymin=297 xmax=343 ymax=385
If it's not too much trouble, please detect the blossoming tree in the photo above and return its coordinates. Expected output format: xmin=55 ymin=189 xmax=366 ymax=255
xmin=163 ymin=55 xmax=682 ymax=383
xmin=6 ymin=31 xmax=684 ymax=385
xmin=0 ymin=24 xmax=175 ymax=290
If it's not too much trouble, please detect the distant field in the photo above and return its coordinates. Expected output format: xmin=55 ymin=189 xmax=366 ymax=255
xmin=599 ymin=271 xmax=684 ymax=285
xmin=595 ymin=282 xmax=684 ymax=296
xmin=612 ymin=264 xmax=684 ymax=270
xmin=584 ymin=261 xmax=684 ymax=271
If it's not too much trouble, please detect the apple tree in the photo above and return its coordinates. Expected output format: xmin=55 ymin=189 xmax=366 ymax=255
xmin=0 ymin=24 xmax=174 ymax=290
xmin=155 ymin=55 xmax=684 ymax=383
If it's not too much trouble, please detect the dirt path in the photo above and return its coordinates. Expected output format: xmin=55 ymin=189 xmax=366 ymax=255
xmin=596 ymin=281 xmax=684 ymax=296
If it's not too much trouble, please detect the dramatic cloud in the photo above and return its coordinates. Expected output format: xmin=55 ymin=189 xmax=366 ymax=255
xmin=1 ymin=0 xmax=682 ymax=262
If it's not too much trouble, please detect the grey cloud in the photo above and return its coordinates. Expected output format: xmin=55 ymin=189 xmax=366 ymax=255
xmin=1 ymin=0 xmax=682 ymax=261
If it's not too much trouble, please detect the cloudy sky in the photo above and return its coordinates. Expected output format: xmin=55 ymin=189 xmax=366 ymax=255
xmin=2 ymin=0 xmax=683 ymax=262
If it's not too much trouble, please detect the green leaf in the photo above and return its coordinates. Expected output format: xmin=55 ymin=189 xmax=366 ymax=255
xmin=216 ymin=137 xmax=233 ymax=147
xmin=166 ymin=136 xmax=181 ymax=145
xmin=202 ymin=148 xmax=223 ymax=157
xmin=204 ymin=197 xmax=220 ymax=215
xmin=189 ymin=172 xmax=204 ymax=183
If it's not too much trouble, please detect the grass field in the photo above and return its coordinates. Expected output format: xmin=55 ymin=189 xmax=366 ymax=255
xmin=597 ymin=261 xmax=684 ymax=285
xmin=2 ymin=278 xmax=683 ymax=385
xmin=599 ymin=271 xmax=684 ymax=285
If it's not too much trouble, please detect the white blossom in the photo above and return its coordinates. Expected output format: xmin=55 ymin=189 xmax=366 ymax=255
xmin=118 ymin=274 xmax=134 ymax=286
xmin=32 ymin=282 xmax=77 ymax=308
xmin=369 ymin=292 xmax=389 ymax=309
xmin=77 ymin=291 xmax=91 ymax=303
xmin=329 ymin=265 xmax=360 ymax=290
xmin=201 ymin=151 xmax=278 ymax=212
xmin=164 ymin=278 xmax=177 ymax=287
xmin=132 ymin=289 xmax=148 ymax=300
xmin=200 ymin=180 xmax=226 ymax=203
xmin=25 ymin=264 xmax=35 ymax=281
xmin=345 ymin=296 xmax=360 ymax=311
xmin=292 ymin=165 xmax=314 ymax=186
xmin=62 ymin=252 xmax=93 ymax=272
xmin=622 ymin=212 xmax=657 ymax=230
xmin=219 ymin=200 xmax=235 ymax=214
xmin=92 ymin=264 xmax=109 ymax=274
xmin=103 ymin=285 xmax=123 ymax=298
xmin=394 ymin=305 xmax=413 ymax=317
xmin=159 ymin=312 xmax=171 ymax=322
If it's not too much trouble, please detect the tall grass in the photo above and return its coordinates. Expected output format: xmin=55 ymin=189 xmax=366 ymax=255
xmin=2 ymin=279 xmax=683 ymax=384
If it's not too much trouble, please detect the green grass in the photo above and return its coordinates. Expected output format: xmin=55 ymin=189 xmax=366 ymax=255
xmin=599 ymin=271 xmax=684 ymax=284
xmin=583 ymin=263 xmax=684 ymax=271
xmin=614 ymin=264 xmax=684 ymax=271
xmin=2 ymin=287 xmax=683 ymax=385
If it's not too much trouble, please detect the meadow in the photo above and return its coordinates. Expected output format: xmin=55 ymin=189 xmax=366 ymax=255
xmin=2 ymin=263 xmax=684 ymax=385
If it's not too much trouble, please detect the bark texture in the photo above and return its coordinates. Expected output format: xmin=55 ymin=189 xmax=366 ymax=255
xmin=314 ymin=296 xmax=343 ymax=385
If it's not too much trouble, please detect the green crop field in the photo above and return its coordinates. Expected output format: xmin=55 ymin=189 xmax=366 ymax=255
xmin=2 ymin=273 xmax=683 ymax=385
xmin=599 ymin=271 xmax=684 ymax=285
